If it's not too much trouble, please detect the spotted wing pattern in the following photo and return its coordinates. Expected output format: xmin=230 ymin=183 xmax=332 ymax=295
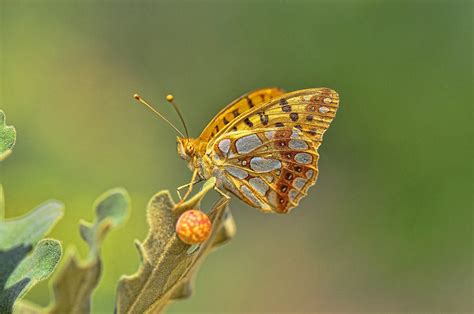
xmin=209 ymin=128 xmax=319 ymax=213
xmin=208 ymin=88 xmax=339 ymax=150
xmin=199 ymin=87 xmax=285 ymax=140
xmin=206 ymin=88 xmax=339 ymax=213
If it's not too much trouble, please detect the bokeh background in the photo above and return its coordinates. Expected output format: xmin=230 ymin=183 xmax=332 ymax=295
xmin=1 ymin=0 xmax=472 ymax=313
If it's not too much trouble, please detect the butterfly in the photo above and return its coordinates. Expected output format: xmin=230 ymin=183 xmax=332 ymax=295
xmin=134 ymin=87 xmax=340 ymax=214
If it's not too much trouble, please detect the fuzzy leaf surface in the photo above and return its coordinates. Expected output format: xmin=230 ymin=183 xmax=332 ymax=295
xmin=12 ymin=300 xmax=43 ymax=314
xmin=49 ymin=188 xmax=130 ymax=314
xmin=0 ymin=245 xmax=31 ymax=314
xmin=0 ymin=110 xmax=16 ymax=161
xmin=115 ymin=178 xmax=235 ymax=313
xmin=7 ymin=239 xmax=62 ymax=299
xmin=0 ymin=201 xmax=64 ymax=251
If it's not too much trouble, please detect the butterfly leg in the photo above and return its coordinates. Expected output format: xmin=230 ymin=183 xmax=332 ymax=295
xmin=179 ymin=168 xmax=199 ymax=202
xmin=214 ymin=186 xmax=231 ymax=200
xmin=177 ymin=177 xmax=203 ymax=200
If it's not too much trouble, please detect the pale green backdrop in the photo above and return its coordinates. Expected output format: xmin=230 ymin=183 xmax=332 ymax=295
xmin=1 ymin=0 xmax=472 ymax=313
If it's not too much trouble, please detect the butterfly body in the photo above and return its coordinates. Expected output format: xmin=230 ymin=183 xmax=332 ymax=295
xmin=176 ymin=87 xmax=339 ymax=214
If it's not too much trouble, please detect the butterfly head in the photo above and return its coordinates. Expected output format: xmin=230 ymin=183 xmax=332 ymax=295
xmin=176 ymin=137 xmax=196 ymax=161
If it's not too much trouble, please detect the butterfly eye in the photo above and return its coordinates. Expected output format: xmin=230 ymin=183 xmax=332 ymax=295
xmin=185 ymin=143 xmax=195 ymax=156
xmin=176 ymin=210 xmax=212 ymax=245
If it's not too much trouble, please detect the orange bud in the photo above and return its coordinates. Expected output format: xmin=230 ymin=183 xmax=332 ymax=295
xmin=176 ymin=210 xmax=212 ymax=245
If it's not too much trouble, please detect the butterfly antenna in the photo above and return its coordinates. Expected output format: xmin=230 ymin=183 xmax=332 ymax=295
xmin=166 ymin=95 xmax=189 ymax=138
xmin=133 ymin=94 xmax=185 ymax=137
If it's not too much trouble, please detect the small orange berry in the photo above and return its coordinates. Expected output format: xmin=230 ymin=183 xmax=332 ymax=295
xmin=176 ymin=210 xmax=212 ymax=245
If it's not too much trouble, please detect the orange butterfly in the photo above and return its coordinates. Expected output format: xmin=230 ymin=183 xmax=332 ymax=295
xmin=135 ymin=87 xmax=340 ymax=214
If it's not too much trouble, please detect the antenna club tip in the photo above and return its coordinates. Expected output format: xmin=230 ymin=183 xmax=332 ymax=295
xmin=133 ymin=94 xmax=141 ymax=100
xmin=166 ymin=94 xmax=174 ymax=102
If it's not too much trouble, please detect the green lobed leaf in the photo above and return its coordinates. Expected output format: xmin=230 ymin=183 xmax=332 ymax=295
xmin=7 ymin=239 xmax=62 ymax=300
xmin=48 ymin=188 xmax=130 ymax=314
xmin=12 ymin=300 xmax=43 ymax=314
xmin=79 ymin=188 xmax=130 ymax=258
xmin=0 ymin=245 xmax=32 ymax=314
xmin=0 ymin=110 xmax=16 ymax=161
xmin=0 ymin=200 xmax=64 ymax=251
xmin=0 ymin=110 xmax=62 ymax=313
xmin=115 ymin=177 xmax=236 ymax=313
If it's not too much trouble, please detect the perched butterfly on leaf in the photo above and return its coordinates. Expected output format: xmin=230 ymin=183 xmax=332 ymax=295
xmin=134 ymin=87 xmax=339 ymax=214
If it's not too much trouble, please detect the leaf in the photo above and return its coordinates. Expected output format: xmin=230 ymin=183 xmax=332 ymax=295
xmin=12 ymin=300 xmax=43 ymax=314
xmin=12 ymin=299 xmax=43 ymax=314
xmin=7 ymin=239 xmax=62 ymax=299
xmin=0 ymin=200 xmax=64 ymax=251
xmin=0 ymin=191 xmax=63 ymax=314
xmin=79 ymin=188 xmax=130 ymax=258
xmin=115 ymin=177 xmax=236 ymax=313
xmin=0 ymin=111 xmax=62 ymax=313
xmin=0 ymin=245 xmax=32 ymax=314
xmin=1 ymin=241 xmax=61 ymax=314
xmin=49 ymin=188 xmax=130 ymax=314
xmin=0 ymin=110 xmax=16 ymax=161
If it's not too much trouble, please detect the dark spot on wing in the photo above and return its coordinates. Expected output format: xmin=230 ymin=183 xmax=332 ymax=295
xmin=290 ymin=112 xmax=299 ymax=121
xmin=246 ymin=96 xmax=254 ymax=108
xmin=232 ymin=109 xmax=239 ymax=117
xmin=259 ymin=112 xmax=269 ymax=125
xmin=244 ymin=117 xmax=253 ymax=127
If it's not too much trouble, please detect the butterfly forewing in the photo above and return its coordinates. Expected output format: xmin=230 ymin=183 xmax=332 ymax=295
xmin=199 ymin=87 xmax=285 ymax=140
xmin=208 ymin=88 xmax=339 ymax=148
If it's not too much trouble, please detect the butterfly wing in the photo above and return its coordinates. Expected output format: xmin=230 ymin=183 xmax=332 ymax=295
xmin=208 ymin=88 xmax=339 ymax=147
xmin=209 ymin=128 xmax=319 ymax=213
xmin=207 ymin=88 xmax=339 ymax=213
xmin=199 ymin=87 xmax=285 ymax=141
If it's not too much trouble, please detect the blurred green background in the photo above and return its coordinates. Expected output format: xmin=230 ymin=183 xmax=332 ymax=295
xmin=1 ymin=0 xmax=472 ymax=313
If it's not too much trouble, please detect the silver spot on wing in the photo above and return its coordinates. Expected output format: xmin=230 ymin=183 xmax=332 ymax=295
xmin=268 ymin=190 xmax=278 ymax=207
xmin=248 ymin=177 xmax=269 ymax=196
xmin=294 ymin=152 xmax=312 ymax=164
xmin=218 ymin=138 xmax=231 ymax=155
xmin=241 ymin=185 xmax=265 ymax=209
xmin=225 ymin=166 xmax=248 ymax=179
xmin=289 ymin=189 xmax=298 ymax=202
xmin=250 ymin=157 xmax=282 ymax=173
xmin=264 ymin=130 xmax=275 ymax=139
xmin=235 ymin=134 xmax=263 ymax=154
xmin=291 ymin=129 xmax=299 ymax=139
xmin=288 ymin=139 xmax=309 ymax=150
xmin=293 ymin=177 xmax=307 ymax=189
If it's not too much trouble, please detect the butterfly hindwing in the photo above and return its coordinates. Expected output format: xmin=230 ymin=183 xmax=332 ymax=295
xmin=209 ymin=128 xmax=319 ymax=213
